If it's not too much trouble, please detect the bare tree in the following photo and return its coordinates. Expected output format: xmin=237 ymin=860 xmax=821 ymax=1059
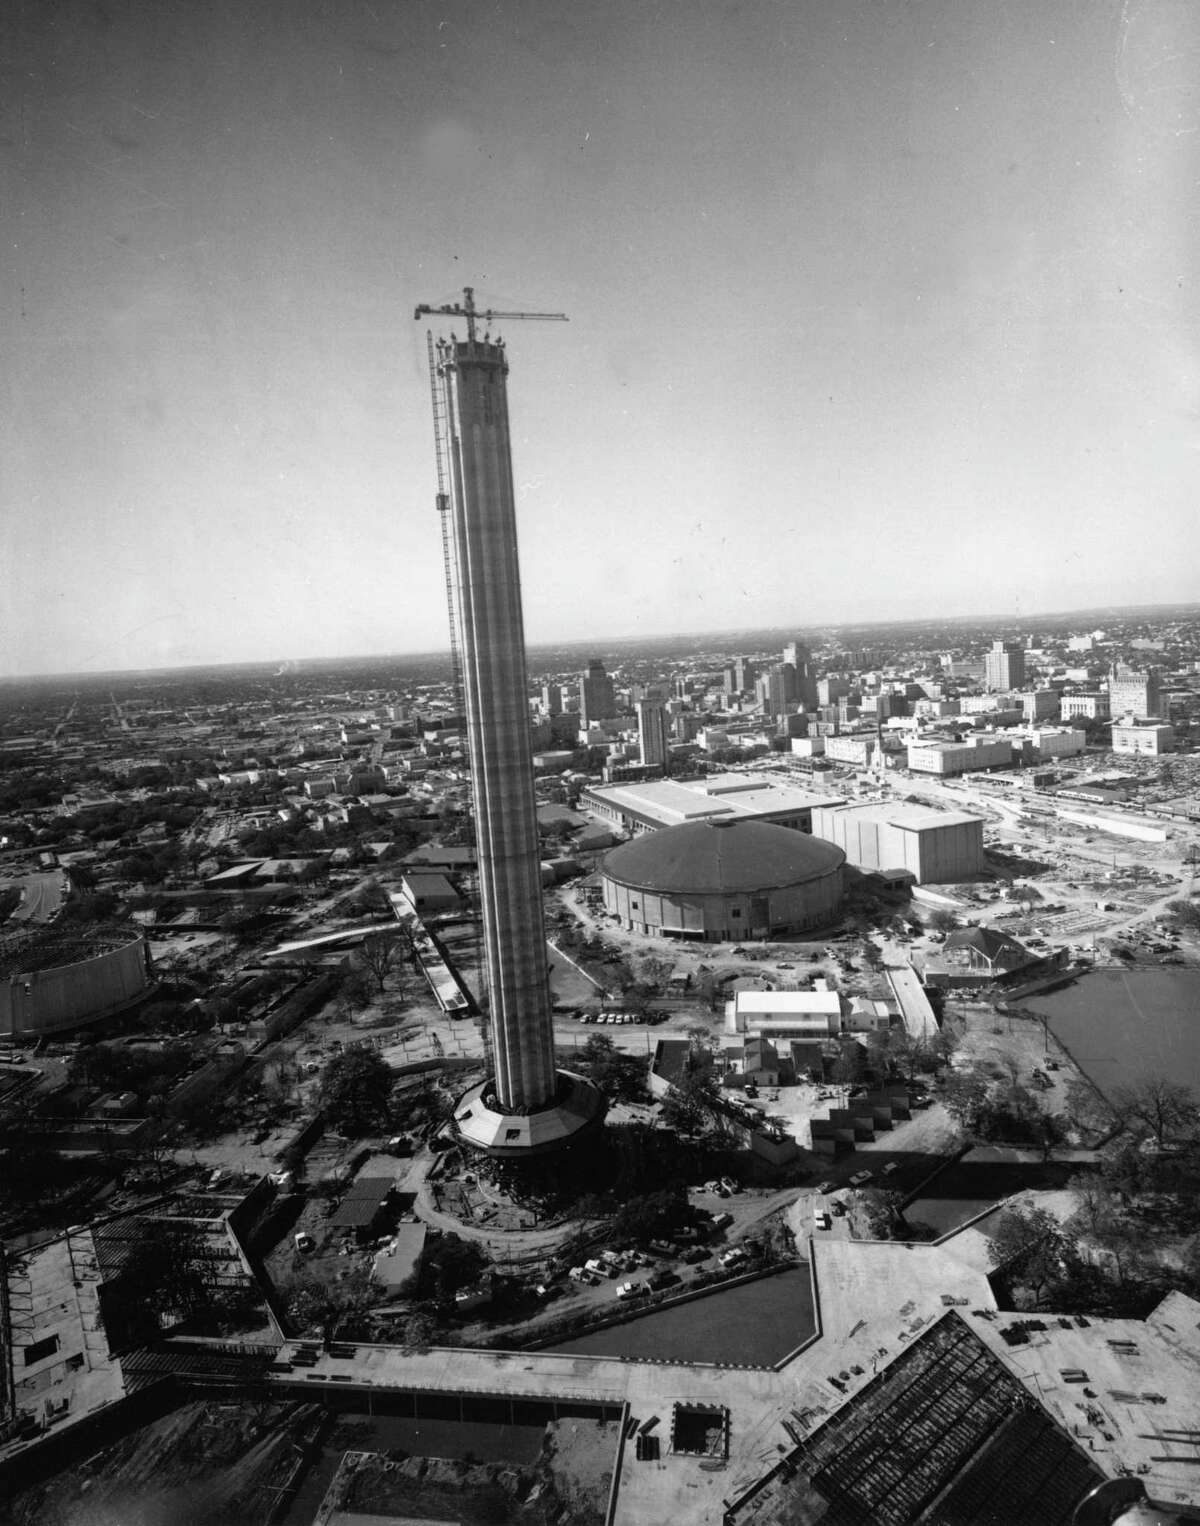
xmin=359 ymin=933 xmax=399 ymax=995
xmin=1110 ymin=1076 xmax=1198 ymax=1154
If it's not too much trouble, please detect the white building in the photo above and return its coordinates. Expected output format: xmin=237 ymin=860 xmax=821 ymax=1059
xmin=811 ymin=801 xmax=985 ymax=885
xmin=725 ymin=985 xmax=844 ymax=1038
xmin=1001 ymin=726 xmax=1085 ymax=759
xmin=1112 ymin=721 xmax=1175 ymax=757
xmin=582 ymin=772 xmax=840 ymax=836
xmin=905 ymin=738 xmax=1014 ymax=777
xmin=824 ymin=734 xmax=877 ymax=767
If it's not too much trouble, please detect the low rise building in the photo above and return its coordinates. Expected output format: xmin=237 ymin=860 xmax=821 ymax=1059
xmin=1112 ymin=720 xmax=1175 ymax=756
xmin=1002 ymin=725 xmax=1085 ymax=760
xmin=582 ymin=772 xmax=839 ymax=836
xmin=1060 ymin=692 xmax=1110 ymax=721
xmin=811 ymin=801 xmax=985 ymax=884
xmin=725 ymin=985 xmax=844 ymax=1038
xmin=823 ymin=735 xmax=877 ymax=768
xmin=905 ymin=737 xmax=1014 ymax=777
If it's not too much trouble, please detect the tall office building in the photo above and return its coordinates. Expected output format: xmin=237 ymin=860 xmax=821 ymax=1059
xmin=636 ymin=699 xmax=671 ymax=773
xmin=424 ymin=303 xmax=603 ymax=1157
xmin=723 ymin=656 xmax=759 ymax=696
xmin=1108 ymin=665 xmax=1161 ymax=720
xmin=579 ymin=658 xmax=617 ymax=725
xmin=540 ymin=682 xmax=562 ymax=715
xmin=984 ymin=640 xmax=1026 ymax=693
xmin=756 ymin=664 xmax=794 ymax=719
xmin=783 ymin=641 xmax=818 ymax=708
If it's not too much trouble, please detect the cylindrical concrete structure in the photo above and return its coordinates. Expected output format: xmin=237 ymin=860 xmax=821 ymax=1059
xmin=440 ymin=337 xmax=566 ymax=1118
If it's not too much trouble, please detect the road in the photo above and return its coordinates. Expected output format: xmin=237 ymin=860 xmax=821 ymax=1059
xmin=6 ymin=870 xmax=66 ymax=924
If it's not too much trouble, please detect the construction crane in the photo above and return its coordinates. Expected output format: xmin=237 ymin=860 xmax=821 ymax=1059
xmin=414 ymin=284 xmax=568 ymax=345
xmin=418 ymin=291 xmax=566 ymax=719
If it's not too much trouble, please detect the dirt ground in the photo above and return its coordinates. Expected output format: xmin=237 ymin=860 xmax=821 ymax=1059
xmin=545 ymin=1419 xmax=624 ymax=1523
xmin=4 ymin=1399 xmax=316 ymax=1526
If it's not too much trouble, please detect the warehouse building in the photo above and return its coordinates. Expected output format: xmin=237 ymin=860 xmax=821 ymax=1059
xmin=601 ymin=817 xmax=845 ymax=941
xmin=582 ymin=772 xmax=838 ymax=836
xmin=810 ymin=802 xmax=985 ymax=885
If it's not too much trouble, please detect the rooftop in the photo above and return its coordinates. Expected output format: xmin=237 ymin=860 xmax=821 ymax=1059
xmin=585 ymin=772 xmax=839 ymax=829
xmin=603 ymin=817 xmax=846 ymax=896
xmin=814 ymin=800 xmax=985 ymax=832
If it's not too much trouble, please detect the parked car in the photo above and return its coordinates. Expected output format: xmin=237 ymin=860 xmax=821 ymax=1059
xmin=294 ymin=1232 xmax=315 ymax=1254
xmin=815 ymin=1180 xmax=836 ymax=1194
xmin=849 ymin=1170 xmax=873 ymax=1187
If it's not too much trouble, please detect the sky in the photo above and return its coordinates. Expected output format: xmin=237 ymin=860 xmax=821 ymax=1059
xmin=3 ymin=0 xmax=1199 ymax=678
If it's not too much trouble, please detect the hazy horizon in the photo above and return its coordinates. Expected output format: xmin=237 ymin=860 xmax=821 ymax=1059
xmin=1 ymin=596 xmax=1196 ymax=689
xmin=5 ymin=1 xmax=1199 ymax=678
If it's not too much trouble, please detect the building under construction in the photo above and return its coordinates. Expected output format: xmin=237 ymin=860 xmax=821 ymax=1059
xmin=416 ymin=289 xmax=604 ymax=1158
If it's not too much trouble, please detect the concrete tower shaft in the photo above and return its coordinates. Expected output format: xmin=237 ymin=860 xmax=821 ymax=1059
xmin=440 ymin=337 xmax=557 ymax=1113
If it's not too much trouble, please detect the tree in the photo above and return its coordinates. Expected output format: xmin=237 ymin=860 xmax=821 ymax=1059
xmin=662 ymin=1049 xmax=723 ymax=1135
xmin=402 ymin=1312 xmax=438 ymax=1351
xmin=941 ymin=1069 xmax=991 ymax=1135
xmin=110 ymin=1219 xmax=216 ymax=1341
xmin=612 ymin=1188 xmax=691 ymax=1246
xmin=1111 ymin=1076 xmax=1198 ymax=1154
xmin=858 ymin=1188 xmax=904 ymax=1240
xmin=928 ymin=909 xmax=959 ymax=934
xmin=318 ymin=1045 xmax=394 ymax=1135
xmin=410 ymin=1233 xmax=488 ymax=1303
xmin=359 ymin=933 xmax=400 ymax=995
xmin=574 ymin=1034 xmax=649 ymax=1103
xmin=987 ymin=1203 xmax=1073 ymax=1307
xmin=830 ymin=1039 xmax=867 ymax=1087
xmin=1165 ymin=899 xmax=1200 ymax=932
xmin=1065 ymin=1077 xmax=1114 ymax=1139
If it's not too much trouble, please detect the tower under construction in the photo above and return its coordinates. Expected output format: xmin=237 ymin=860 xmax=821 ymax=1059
xmin=416 ymin=289 xmax=604 ymax=1158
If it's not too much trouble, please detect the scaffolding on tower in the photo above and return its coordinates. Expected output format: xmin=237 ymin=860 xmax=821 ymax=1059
xmin=426 ymin=332 xmax=464 ymax=722
xmin=425 ymin=328 xmax=489 ymax=1071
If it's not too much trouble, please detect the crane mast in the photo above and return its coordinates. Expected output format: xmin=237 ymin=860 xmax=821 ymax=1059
xmin=426 ymin=332 xmax=464 ymax=723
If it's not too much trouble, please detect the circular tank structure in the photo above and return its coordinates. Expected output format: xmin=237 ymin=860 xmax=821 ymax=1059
xmin=601 ymin=818 xmax=845 ymax=941
xmin=0 ymin=927 xmax=152 ymax=1037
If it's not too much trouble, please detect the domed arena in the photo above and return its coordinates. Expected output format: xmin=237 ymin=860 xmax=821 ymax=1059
xmin=601 ymin=817 xmax=845 ymax=941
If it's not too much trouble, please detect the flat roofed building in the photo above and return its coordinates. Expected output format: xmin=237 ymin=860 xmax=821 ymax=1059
xmin=811 ymin=801 xmax=985 ymax=884
xmin=984 ymin=639 xmax=1026 ymax=692
xmin=1061 ymin=692 xmax=1110 ymax=721
xmin=906 ymin=737 xmax=1014 ymax=776
xmin=823 ymin=734 xmax=877 ymax=767
xmin=1108 ymin=665 xmax=1162 ymax=720
xmin=400 ymin=871 xmax=461 ymax=914
xmin=725 ymin=987 xmax=843 ymax=1036
xmin=582 ymin=772 xmax=840 ymax=836
xmin=578 ymin=658 xmax=616 ymax=725
xmin=1001 ymin=725 xmax=1085 ymax=758
xmin=635 ymin=698 xmax=670 ymax=773
xmin=1112 ymin=720 xmax=1175 ymax=756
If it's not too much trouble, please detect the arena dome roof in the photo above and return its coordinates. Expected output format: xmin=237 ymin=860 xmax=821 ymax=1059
xmin=602 ymin=818 xmax=845 ymax=896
